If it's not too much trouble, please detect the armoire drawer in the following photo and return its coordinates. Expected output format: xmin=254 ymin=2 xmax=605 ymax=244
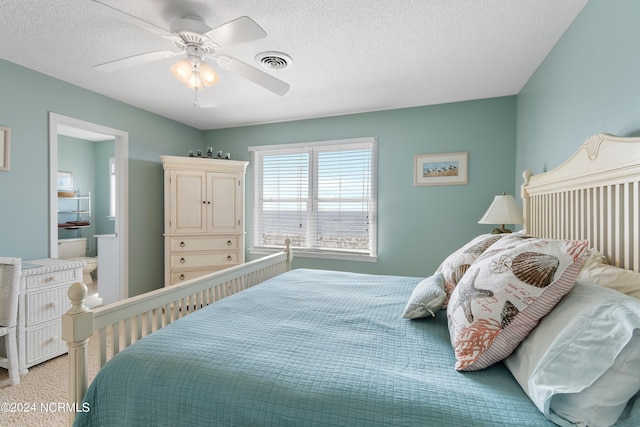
xmin=169 ymin=268 xmax=221 ymax=285
xmin=170 ymin=252 xmax=239 ymax=269
xmin=169 ymin=236 xmax=239 ymax=252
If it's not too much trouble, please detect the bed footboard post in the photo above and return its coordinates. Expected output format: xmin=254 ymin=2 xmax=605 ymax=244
xmin=284 ymin=238 xmax=293 ymax=271
xmin=61 ymin=282 xmax=94 ymax=426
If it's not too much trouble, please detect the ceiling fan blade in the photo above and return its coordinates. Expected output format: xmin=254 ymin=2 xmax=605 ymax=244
xmin=216 ymin=55 xmax=289 ymax=96
xmin=196 ymin=90 xmax=218 ymax=109
xmin=94 ymin=51 xmax=179 ymax=72
xmin=203 ymin=16 xmax=267 ymax=48
xmin=218 ymin=55 xmax=289 ymax=96
xmin=87 ymin=0 xmax=173 ymax=37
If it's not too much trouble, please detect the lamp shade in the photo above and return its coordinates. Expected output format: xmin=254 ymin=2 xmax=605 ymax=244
xmin=478 ymin=194 xmax=523 ymax=225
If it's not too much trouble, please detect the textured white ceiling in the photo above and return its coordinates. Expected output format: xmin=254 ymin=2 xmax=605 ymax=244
xmin=0 ymin=0 xmax=587 ymax=130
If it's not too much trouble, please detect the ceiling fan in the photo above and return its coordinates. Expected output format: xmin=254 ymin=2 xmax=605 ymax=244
xmin=88 ymin=0 xmax=290 ymax=103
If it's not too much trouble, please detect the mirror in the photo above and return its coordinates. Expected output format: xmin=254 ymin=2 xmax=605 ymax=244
xmin=49 ymin=113 xmax=129 ymax=303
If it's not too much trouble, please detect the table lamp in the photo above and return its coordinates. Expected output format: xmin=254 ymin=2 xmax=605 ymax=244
xmin=478 ymin=193 xmax=523 ymax=234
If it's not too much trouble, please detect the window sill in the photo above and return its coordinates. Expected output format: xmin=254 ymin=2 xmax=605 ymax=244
xmin=250 ymin=247 xmax=377 ymax=263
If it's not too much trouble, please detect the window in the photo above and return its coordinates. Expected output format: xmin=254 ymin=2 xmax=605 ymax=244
xmin=250 ymin=137 xmax=377 ymax=260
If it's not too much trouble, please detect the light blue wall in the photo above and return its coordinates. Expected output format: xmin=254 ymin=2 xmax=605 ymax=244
xmin=206 ymin=97 xmax=517 ymax=278
xmin=516 ymin=0 xmax=640 ymax=181
xmin=0 ymin=59 xmax=204 ymax=296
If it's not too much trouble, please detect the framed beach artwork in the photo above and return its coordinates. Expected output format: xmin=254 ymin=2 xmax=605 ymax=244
xmin=0 ymin=125 xmax=10 ymax=171
xmin=414 ymin=151 xmax=468 ymax=186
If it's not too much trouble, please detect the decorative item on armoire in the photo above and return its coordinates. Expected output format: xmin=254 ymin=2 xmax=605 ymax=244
xmin=186 ymin=149 xmax=231 ymax=159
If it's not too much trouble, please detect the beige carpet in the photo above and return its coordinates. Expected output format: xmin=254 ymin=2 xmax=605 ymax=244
xmin=0 ymin=333 xmax=101 ymax=427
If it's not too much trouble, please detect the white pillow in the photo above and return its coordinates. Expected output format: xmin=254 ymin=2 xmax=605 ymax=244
xmin=402 ymin=272 xmax=446 ymax=319
xmin=577 ymin=248 xmax=640 ymax=299
xmin=504 ymin=281 xmax=640 ymax=427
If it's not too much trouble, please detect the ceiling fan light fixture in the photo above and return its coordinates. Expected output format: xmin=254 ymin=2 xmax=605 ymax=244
xmin=170 ymin=59 xmax=193 ymax=83
xmin=182 ymin=63 xmax=218 ymax=90
xmin=171 ymin=44 xmax=218 ymax=91
xmin=198 ymin=62 xmax=219 ymax=87
xmin=186 ymin=71 xmax=204 ymax=90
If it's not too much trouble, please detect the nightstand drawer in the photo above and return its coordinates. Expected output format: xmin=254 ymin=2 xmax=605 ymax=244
xmin=25 ymin=322 xmax=66 ymax=365
xmin=170 ymin=252 xmax=239 ymax=269
xmin=25 ymin=268 xmax=81 ymax=290
xmin=25 ymin=286 xmax=70 ymax=326
xmin=169 ymin=236 xmax=239 ymax=252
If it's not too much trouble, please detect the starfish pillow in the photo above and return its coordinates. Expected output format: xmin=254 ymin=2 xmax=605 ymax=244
xmin=447 ymin=235 xmax=588 ymax=371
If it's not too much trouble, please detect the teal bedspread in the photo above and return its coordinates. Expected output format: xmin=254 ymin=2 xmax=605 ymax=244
xmin=75 ymin=269 xmax=553 ymax=426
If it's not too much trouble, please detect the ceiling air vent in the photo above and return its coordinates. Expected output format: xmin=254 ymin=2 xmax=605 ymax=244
xmin=255 ymin=51 xmax=292 ymax=70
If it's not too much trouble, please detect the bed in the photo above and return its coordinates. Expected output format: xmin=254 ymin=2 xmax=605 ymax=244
xmin=64 ymin=133 xmax=640 ymax=427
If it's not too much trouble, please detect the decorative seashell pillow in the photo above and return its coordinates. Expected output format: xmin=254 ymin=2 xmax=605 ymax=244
xmin=436 ymin=233 xmax=506 ymax=304
xmin=446 ymin=236 xmax=589 ymax=371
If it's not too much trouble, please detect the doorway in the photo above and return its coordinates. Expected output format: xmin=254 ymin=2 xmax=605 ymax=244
xmin=48 ymin=112 xmax=129 ymax=302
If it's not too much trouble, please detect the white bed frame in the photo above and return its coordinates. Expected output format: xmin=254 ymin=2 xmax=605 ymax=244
xmin=62 ymin=133 xmax=640 ymax=425
xmin=62 ymin=241 xmax=292 ymax=425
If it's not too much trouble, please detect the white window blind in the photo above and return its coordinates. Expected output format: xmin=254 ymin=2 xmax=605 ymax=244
xmin=250 ymin=137 xmax=377 ymax=259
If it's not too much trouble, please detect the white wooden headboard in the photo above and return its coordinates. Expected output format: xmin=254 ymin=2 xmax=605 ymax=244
xmin=522 ymin=133 xmax=640 ymax=272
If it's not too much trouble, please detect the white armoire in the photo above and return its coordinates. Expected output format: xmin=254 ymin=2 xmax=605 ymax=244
xmin=161 ymin=155 xmax=248 ymax=286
